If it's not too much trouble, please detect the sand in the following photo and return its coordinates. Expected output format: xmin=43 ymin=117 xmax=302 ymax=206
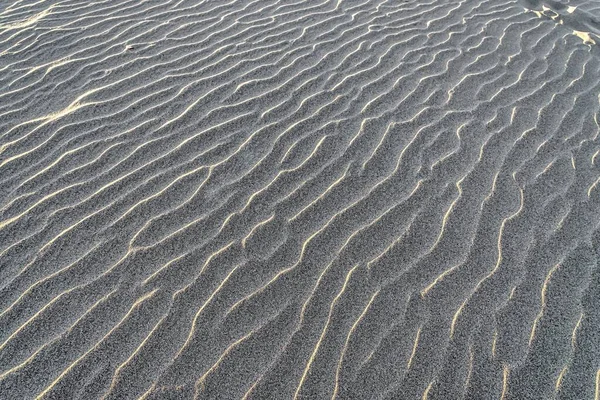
xmin=1 ymin=0 xmax=600 ymax=399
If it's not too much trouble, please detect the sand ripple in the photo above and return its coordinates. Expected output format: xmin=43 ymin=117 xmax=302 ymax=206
xmin=1 ymin=0 xmax=600 ymax=399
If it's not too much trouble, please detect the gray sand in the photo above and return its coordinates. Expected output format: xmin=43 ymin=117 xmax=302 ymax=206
xmin=1 ymin=0 xmax=600 ymax=399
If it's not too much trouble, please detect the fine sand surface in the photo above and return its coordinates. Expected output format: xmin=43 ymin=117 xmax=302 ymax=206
xmin=1 ymin=0 xmax=600 ymax=399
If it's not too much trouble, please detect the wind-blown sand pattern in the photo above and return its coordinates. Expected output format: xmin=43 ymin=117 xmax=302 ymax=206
xmin=1 ymin=0 xmax=600 ymax=398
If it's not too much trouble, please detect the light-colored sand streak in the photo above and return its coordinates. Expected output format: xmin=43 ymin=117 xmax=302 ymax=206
xmin=1 ymin=0 xmax=600 ymax=398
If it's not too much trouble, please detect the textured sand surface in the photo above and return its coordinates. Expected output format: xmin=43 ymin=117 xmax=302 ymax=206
xmin=1 ymin=0 xmax=600 ymax=399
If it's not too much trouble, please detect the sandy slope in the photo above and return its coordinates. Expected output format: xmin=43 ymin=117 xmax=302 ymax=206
xmin=1 ymin=0 xmax=600 ymax=399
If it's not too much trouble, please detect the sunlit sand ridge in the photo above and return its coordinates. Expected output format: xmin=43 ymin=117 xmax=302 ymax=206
xmin=1 ymin=0 xmax=600 ymax=398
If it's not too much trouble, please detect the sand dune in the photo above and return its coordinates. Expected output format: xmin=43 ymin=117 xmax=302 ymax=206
xmin=1 ymin=0 xmax=600 ymax=398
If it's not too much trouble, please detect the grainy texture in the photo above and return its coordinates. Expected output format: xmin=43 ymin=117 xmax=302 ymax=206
xmin=1 ymin=0 xmax=600 ymax=399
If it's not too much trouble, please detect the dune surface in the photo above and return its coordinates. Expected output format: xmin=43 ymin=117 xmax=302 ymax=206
xmin=1 ymin=0 xmax=600 ymax=399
